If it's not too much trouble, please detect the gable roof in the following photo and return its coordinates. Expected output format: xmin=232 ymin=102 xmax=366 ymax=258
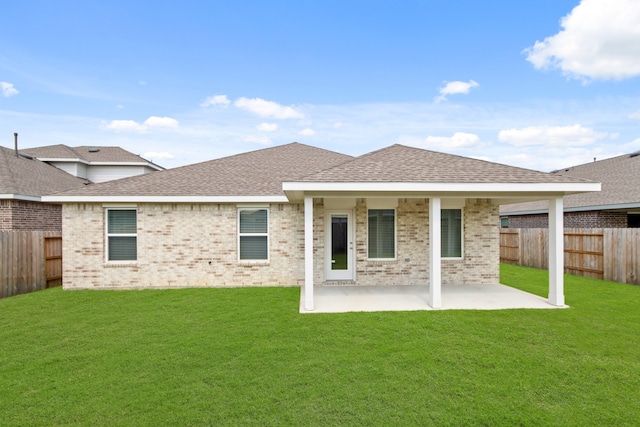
xmin=500 ymin=151 xmax=640 ymax=214
xmin=44 ymin=143 xmax=600 ymax=204
xmin=23 ymin=144 xmax=163 ymax=168
xmin=0 ymin=146 xmax=88 ymax=200
xmin=296 ymin=144 xmax=594 ymax=184
xmin=44 ymin=143 xmax=353 ymax=202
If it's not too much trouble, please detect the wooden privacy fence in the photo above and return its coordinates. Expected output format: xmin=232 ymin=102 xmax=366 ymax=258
xmin=0 ymin=231 xmax=62 ymax=298
xmin=500 ymin=228 xmax=640 ymax=285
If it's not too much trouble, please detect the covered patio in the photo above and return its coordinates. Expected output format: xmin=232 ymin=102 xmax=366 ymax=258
xmin=283 ymin=145 xmax=600 ymax=313
xmin=300 ymin=283 xmax=564 ymax=314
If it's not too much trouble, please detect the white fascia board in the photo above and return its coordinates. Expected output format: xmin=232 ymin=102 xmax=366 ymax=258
xmin=39 ymin=159 xmax=162 ymax=170
xmin=41 ymin=195 xmax=290 ymax=203
xmin=38 ymin=158 xmax=90 ymax=165
xmin=0 ymin=194 xmax=41 ymax=202
xmin=282 ymin=181 xmax=601 ymax=194
xmin=504 ymin=202 xmax=640 ymax=216
xmin=89 ymin=161 xmax=157 ymax=167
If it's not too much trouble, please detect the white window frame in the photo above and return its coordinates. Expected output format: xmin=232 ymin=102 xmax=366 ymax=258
xmin=441 ymin=208 xmax=463 ymax=259
xmin=237 ymin=207 xmax=270 ymax=262
xmin=105 ymin=208 xmax=138 ymax=263
xmin=367 ymin=208 xmax=397 ymax=261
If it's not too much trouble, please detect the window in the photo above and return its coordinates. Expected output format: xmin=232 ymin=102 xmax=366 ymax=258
xmin=500 ymin=217 xmax=509 ymax=228
xmin=368 ymin=209 xmax=395 ymax=259
xmin=441 ymin=209 xmax=462 ymax=258
xmin=106 ymin=209 xmax=137 ymax=262
xmin=238 ymin=208 xmax=269 ymax=261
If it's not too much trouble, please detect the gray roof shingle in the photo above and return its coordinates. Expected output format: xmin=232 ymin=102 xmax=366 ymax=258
xmin=296 ymin=144 xmax=593 ymax=184
xmin=52 ymin=142 xmax=353 ymax=197
xmin=0 ymin=146 xmax=88 ymax=198
xmin=23 ymin=144 xmax=156 ymax=164
xmin=501 ymin=152 xmax=640 ymax=213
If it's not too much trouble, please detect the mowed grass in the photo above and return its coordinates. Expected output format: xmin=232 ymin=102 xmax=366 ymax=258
xmin=1 ymin=265 xmax=639 ymax=426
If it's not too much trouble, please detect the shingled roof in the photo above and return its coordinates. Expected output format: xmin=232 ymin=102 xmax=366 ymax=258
xmin=0 ymin=146 xmax=88 ymax=199
xmin=296 ymin=144 xmax=593 ymax=184
xmin=501 ymin=151 xmax=640 ymax=214
xmin=48 ymin=143 xmax=353 ymax=198
xmin=23 ymin=144 xmax=158 ymax=164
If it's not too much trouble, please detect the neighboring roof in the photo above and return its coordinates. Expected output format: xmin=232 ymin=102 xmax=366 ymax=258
xmin=296 ymin=144 xmax=594 ymax=184
xmin=44 ymin=143 xmax=353 ymax=202
xmin=23 ymin=144 xmax=163 ymax=168
xmin=0 ymin=146 xmax=88 ymax=200
xmin=501 ymin=151 xmax=640 ymax=214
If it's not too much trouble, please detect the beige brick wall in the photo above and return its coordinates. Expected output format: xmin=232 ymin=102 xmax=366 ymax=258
xmin=62 ymin=198 xmax=499 ymax=289
xmin=442 ymin=198 xmax=500 ymax=285
xmin=317 ymin=197 xmax=499 ymax=286
xmin=62 ymin=203 xmax=305 ymax=289
xmin=352 ymin=198 xmax=430 ymax=286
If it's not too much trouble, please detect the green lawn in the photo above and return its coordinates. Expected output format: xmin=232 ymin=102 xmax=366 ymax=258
xmin=1 ymin=264 xmax=639 ymax=426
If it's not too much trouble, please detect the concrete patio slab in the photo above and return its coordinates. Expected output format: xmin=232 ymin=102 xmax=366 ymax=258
xmin=300 ymin=283 xmax=567 ymax=314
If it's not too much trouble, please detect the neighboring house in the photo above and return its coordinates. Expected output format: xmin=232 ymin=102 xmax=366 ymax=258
xmin=0 ymin=146 xmax=87 ymax=231
xmin=43 ymin=143 xmax=599 ymax=310
xmin=22 ymin=144 xmax=164 ymax=183
xmin=500 ymin=151 xmax=640 ymax=228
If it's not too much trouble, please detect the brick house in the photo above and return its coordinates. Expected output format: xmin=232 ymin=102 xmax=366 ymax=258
xmin=1 ymin=144 xmax=164 ymax=232
xmin=500 ymin=152 xmax=640 ymax=228
xmin=44 ymin=143 xmax=598 ymax=310
xmin=22 ymin=144 xmax=164 ymax=183
xmin=0 ymin=146 xmax=87 ymax=231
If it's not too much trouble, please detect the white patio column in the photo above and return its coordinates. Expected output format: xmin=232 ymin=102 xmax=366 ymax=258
xmin=304 ymin=196 xmax=314 ymax=311
xmin=429 ymin=197 xmax=442 ymax=308
xmin=548 ymin=196 xmax=565 ymax=306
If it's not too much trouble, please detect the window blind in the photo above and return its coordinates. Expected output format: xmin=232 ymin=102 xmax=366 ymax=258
xmin=239 ymin=209 xmax=268 ymax=260
xmin=107 ymin=209 xmax=137 ymax=261
xmin=441 ymin=209 xmax=462 ymax=258
xmin=108 ymin=210 xmax=137 ymax=234
xmin=239 ymin=209 xmax=268 ymax=233
xmin=368 ymin=209 xmax=395 ymax=258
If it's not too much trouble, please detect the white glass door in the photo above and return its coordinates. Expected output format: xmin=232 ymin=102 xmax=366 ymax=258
xmin=325 ymin=211 xmax=354 ymax=281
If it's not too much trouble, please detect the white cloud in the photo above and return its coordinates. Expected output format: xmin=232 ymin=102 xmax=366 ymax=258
xmin=299 ymin=128 xmax=315 ymax=136
xmin=524 ymin=0 xmax=640 ymax=80
xmin=409 ymin=132 xmax=482 ymax=151
xmin=498 ymin=124 xmax=608 ymax=147
xmin=425 ymin=132 xmax=480 ymax=150
xmin=244 ymin=135 xmax=272 ymax=145
xmin=102 ymin=119 xmax=148 ymax=133
xmin=434 ymin=80 xmax=479 ymax=102
xmin=629 ymin=110 xmax=640 ymax=120
xmin=102 ymin=116 xmax=178 ymax=133
xmin=257 ymin=122 xmax=278 ymax=132
xmin=200 ymin=94 xmax=231 ymax=108
xmin=1 ymin=82 xmax=19 ymax=97
xmin=143 ymin=151 xmax=174 ymax=159
xmin=234 ymin=97 xmax=304 ymax=119
xmin=144 ymin=116 xmax=179 ymax=128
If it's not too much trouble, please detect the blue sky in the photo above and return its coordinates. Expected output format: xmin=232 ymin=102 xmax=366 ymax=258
xmin=1 ymin=0 xmax=640 ymax=171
